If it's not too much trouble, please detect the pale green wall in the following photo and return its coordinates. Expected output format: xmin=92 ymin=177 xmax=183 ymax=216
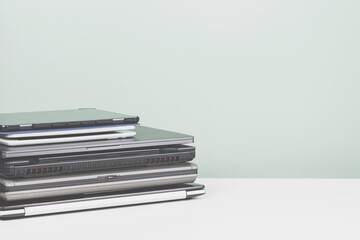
xmin=1 ymin=0 xmax=359 ymax=177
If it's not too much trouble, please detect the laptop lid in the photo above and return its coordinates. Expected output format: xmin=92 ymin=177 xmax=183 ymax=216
xmin=0 ymin=108 xmax=139 ymax=132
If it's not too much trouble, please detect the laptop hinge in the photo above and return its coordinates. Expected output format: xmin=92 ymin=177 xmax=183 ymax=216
xmin=186 ymin=189 xmax=206 ymax=198
xmin=0 ymin=209 xmax=25 ymax=219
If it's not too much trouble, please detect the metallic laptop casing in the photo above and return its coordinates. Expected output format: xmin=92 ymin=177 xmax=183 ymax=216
xmin=0 ymin=126 xmax=194 ymax=158
xmin=0 ymin=145 xmax=195 ymax=178
xmin=0 ymin=183 xmax=205 ymax=219
xmin=0 ymin=163 xmax=198 ymax=201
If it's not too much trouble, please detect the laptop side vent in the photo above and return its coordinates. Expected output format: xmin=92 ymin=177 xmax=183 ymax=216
xmin=19 ymin=153 xmax=193 ymax=177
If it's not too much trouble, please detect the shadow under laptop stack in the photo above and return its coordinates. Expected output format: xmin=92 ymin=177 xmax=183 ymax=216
xmin=0 ymin=110 xmax=204 ymax=219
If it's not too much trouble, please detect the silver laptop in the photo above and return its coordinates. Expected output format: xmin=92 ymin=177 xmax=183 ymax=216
xmin=0 ymin=126 xmax=194 ymax=158
xmin=0 ymin=130 xmax=136 ymax=146
xmin=0 ymin=183 xmax=205 ymax=219
xmin=0 ymin=163 xmax=198 ymax=201
xmin=0 ymin=124 xmax=137 ymax=139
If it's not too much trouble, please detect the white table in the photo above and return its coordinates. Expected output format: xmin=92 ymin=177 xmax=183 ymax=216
xmin=1 ymin=178 xmax=360 ymax=240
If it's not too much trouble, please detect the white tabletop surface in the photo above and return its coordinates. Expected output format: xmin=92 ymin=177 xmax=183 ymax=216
xmin=1 ymin=178 xmax=360 ymax=240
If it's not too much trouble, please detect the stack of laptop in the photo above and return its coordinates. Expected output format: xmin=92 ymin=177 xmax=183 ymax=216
xmin=0 ymin=109 xmax=205 ymax=219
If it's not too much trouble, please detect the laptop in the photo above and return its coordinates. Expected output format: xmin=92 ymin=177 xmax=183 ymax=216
xmin=0 ymin=108 xmax=139 ymax=132
xmin=0 ymin=183 xmax=205 ymax=219
xmin=0 ymin=126 xmax=194 ymax=158
xmin=0 ymin=163 xmax=198 ymax=201
xmin=0 ymin=130 xmax=136 ymax=146
xmin=0 ymin=124 xmax=138 ymax=139
xmin=0 ymin=145 xmax=195 ymax=178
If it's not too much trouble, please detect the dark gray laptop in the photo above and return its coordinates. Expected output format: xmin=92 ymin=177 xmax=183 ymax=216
xmin=0 ymin=126 xmax=194 ymax=158
xmin=0 ymin=163 xmax=198 ymax=201
xmin=0 ymin=145 xmax=195 ymax=178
